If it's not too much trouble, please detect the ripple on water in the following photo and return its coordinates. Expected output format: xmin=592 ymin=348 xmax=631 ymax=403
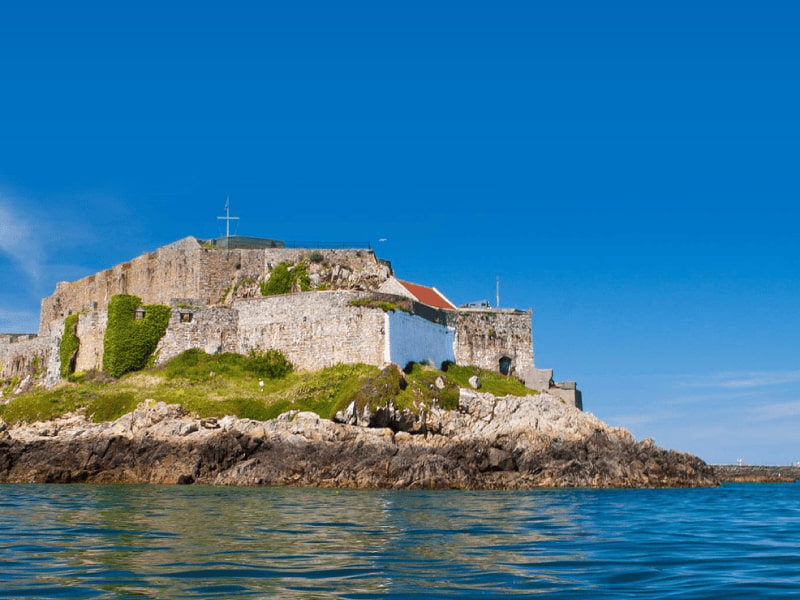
xmin=0 ymin=484 xmax=798 ymax=598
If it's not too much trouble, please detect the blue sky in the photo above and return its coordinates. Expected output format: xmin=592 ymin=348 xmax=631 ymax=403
xmin=1 ymin=0 xmax=798 ymax=465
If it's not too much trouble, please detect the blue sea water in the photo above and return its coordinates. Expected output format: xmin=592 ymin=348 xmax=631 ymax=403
xmin=0 ymin=484 xmax=798 ymax=599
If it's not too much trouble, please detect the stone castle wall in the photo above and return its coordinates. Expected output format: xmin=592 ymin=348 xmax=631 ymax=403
xmin=155 ymin=307 xmax=239 ymax=365
xmin=40 ymin=238 xmax=205 ymax=332
xmin=445 ymin=309 xmax=535 ymax=379
xmin=0 ymin=323 xmax=62 ymax=392
xmin=39 ymin=237 xmax=390 ymax=333
xmin=74 ymin=310 xmax=108 ymax=374
xmin=232 ymin=291 xmax=386 ymax=371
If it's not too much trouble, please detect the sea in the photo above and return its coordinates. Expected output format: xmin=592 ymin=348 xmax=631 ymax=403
xmin=0 ymin=483 xmax=797 ymax=599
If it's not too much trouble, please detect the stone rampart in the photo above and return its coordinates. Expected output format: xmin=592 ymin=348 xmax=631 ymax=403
xmin=445 ymin=309 xmax=535 ymax=379
xmin=0 ymin=323 xmax=61 ymax=392
xmin=233 ymin=291 xmax=386 ymax=371
xmin=40 ymin=237 xmax=205 ymax=332
xmin=39 ymin=238 xmax=391 ymax=333
xmin=74 ymin=310 xmax=108 ymax=374
xmin=155 ymin=306 xmax=239 ymax=365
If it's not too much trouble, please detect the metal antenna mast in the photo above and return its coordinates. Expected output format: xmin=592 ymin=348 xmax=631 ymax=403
xmin=496 ymin=275 xmax=500 ymax=309
xmin=217 ymin=197 xmax=240 ymax=239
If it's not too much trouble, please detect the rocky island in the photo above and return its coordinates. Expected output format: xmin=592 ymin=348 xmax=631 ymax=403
xmin=0 ymin=388 xmax=717 ymax=488
xmin=0 ymin=235 xmax=718 ymax=488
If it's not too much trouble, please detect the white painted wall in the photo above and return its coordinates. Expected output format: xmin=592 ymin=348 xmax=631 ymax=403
xmin=386 ymin=310 xmax=455 ymax=369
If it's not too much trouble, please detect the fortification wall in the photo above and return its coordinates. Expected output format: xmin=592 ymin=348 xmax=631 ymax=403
xmin=155 ymin=307 xmax=239 ymax=365
xmin=0 ymin=335 xmax=49 ymax=380
xmin=386 ymin=311 xmax=455 ymax=369
xmin=39 ymin=238 xmax=391 ymax=334
xmin=74 ymin=310 xmax=108 ymax=374
xmin=233 ymin=291 xmax=386 ymax=371
xmin=0 ymin=323 xmax=61 ymax=391
xmin=40 ymin=237 xmax=206 ymax=332
xmin=445 ymin=309 xmax=535 ymax=380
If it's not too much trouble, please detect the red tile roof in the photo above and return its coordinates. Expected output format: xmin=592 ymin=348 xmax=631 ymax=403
xmin=397 ymin=280 xmax=455 ymax=310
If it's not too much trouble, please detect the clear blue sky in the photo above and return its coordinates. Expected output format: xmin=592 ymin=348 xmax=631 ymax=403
xmin=1 ymin=0 xmax=798 ymax=465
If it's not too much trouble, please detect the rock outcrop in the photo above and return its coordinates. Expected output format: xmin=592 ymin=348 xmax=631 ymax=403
xmin=713 ymin=465 xmax=800 ymax=483
xmin=0 ymin=391 xmax=718 ymax=488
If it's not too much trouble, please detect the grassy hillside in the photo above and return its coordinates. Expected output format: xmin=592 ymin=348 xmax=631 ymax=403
xmin=0 ymin=350 xmax=537 ymax=426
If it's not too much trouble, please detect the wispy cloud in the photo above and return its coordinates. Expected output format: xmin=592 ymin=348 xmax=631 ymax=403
xmin=0 ymin=306 xmax=39 ymax=333
xmin=0 ymin=195 xmax=44 ymax=281
xmin=678 ymin=370 xmax=800 ymax=390
xmin=749 ymin=400 xmax=800 ymax=422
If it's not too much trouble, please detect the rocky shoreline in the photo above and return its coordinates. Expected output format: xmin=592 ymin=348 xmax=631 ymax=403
xmin=0 ymin=390 xmax=718 ymax=488
xmin=713 ymin=465 xmax=800 ymax=483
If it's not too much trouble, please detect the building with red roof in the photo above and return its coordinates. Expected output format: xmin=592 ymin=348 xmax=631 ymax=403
xmin=377 ymin=277 xmax=456 ymax=310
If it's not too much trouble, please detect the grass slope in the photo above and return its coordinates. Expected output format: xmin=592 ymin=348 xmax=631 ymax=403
xmin=0 ymin=351 xmax=537 ymax=426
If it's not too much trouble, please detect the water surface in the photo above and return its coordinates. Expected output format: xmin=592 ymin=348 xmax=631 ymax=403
xmin=1 ymin=484 xmax=798 ymax=598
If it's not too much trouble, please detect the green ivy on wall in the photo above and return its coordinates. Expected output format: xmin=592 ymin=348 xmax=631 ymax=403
xmin=59 ymin=313 xmax=80 ymax=378
xmin=102 ymin=294 xmax=171 ymax=378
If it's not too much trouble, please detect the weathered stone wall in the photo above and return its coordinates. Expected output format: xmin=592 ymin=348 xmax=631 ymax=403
xmin=39 ymin=238 xmax=391 ymax=333
xmin=444 ymin=309 xmax=535 ymax=379
xmin=386 ymin=310 xmax=455 ymax=369
xmin=233 ymin=291 xmax=386 ymax=371
xmin=74 ymin=310 xmax=107 ymax=374
xmin=0 ymin=335 xmax=49 ymax=379
xmin=40 ymin=237 xmax=206 ymax=332
xmin=0 ymin=324 xmax=60 ymax=391
xmin=155 ymin=307 xmax=239 ymax=365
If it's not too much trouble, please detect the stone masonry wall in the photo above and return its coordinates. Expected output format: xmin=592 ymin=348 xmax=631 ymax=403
xmin=155 ymin=307 xmax=239 ymax=365
xmin=445 ymin=309 xmax=535 ymax=380
xmin=0 ymin=335 xmax=50 ymax=380
xmin=39 ymin=238 xmax=391 ymax=334
xmin=39 ymin=237 xmax=206 ymax=333
xmin=0 ymin=323 xmax=61 ymax=391
xmin=233 ymin=291 xmax=386 ymax=371
xmin=74 ymin=310 xmax=108 ymax=374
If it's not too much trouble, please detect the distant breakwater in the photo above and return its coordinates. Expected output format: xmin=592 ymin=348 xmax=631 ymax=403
xmin=714 ymin=465 xmax=800 ymax=483
xmin=0 ymin=392 xmax=718 ymax=489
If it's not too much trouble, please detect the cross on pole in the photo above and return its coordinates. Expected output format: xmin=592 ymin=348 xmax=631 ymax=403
xmin=217 ymin=197 xmax=240 ymax=239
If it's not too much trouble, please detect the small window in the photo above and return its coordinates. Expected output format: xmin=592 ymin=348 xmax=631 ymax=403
xmin=180 ymin=312 xmax=193 ymax=323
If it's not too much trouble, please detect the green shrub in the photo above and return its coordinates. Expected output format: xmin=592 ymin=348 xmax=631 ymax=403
xmin=102 ymin=295 xmax=171 ymax=378
xmin=260 ymin=262 xmax=311 ymax=296
xmin=308 ymin=250 xmax=325 ymax=263
xmin=59 ymin=313 xmax=81 ymax=378
xmin=163 ymin=349 xmax=249 ymax=380
xmin=245 ymin=349 xmax=293 ymax=379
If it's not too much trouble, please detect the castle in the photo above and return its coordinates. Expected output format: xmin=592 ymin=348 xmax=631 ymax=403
xmin=0 ymin=236 xmax=581 ymax=408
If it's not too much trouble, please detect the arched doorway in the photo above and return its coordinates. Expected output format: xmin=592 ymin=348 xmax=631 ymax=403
xmin=499 ymin=356 xmax=512 ymax=376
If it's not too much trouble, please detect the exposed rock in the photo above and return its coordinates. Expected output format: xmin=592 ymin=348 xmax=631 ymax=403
xmin=468 ymin=375 xmax=481 ymax=389
xmin=0 ymin=394 xmax=718 ymax=488
xmin=713 ymin=465 xmax=800 ymax=483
